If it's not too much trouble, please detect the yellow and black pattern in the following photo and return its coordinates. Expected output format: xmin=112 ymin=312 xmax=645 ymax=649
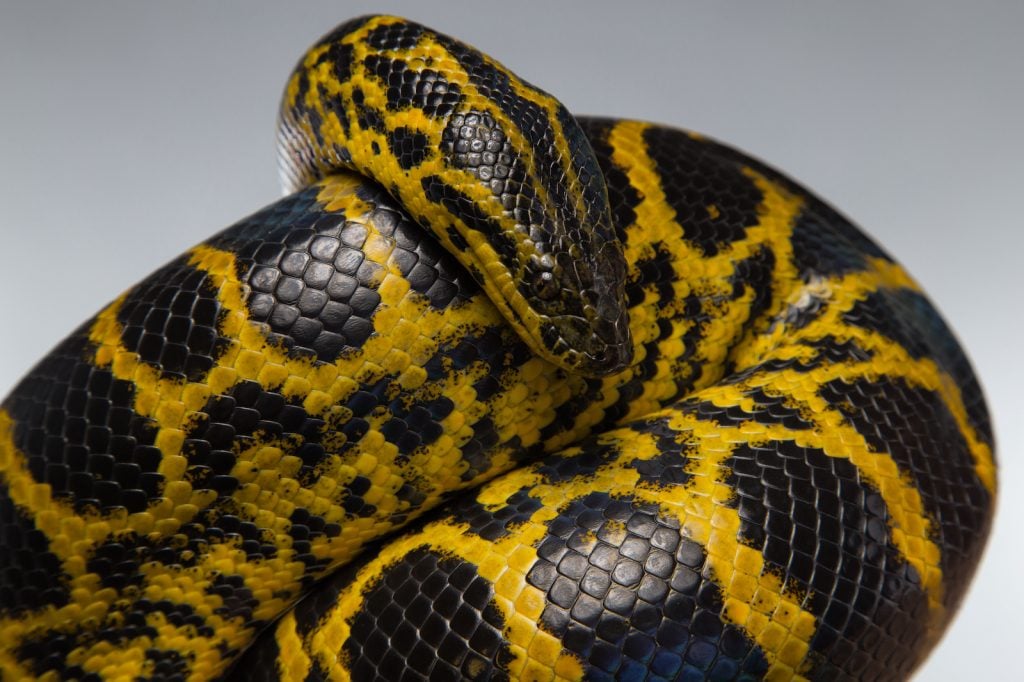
xmin=278 ymin=15 xmax=632 ymax=377
xmin=0 ymin=14 xmax=995 ymax=682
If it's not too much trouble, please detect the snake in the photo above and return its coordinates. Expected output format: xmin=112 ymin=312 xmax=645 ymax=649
xmin=0 ymin=14 xmax=996 ymax=682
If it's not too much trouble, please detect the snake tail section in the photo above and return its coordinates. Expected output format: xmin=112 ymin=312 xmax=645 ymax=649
xmin=277 ymin=14 xmax=632 ymax=377
xmin=0 ymin=15 xmax=995 ymax=682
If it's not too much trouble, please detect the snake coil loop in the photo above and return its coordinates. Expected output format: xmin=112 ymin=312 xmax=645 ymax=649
xmin=0 ymin=14 xmax=995 ymax=682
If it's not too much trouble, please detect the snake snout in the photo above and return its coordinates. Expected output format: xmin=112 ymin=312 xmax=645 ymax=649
xmin=520 ymin=225 xmax=632 ymax=377
xmin=543 ymin=311 xmax=632 ymax=378
xmin=580 ymin=240 xmax=634 ymax=374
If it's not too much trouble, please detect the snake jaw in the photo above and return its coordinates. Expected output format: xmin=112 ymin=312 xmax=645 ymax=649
xmin=466 ymin=228 xmax=633 ymax=378
xmin=534 ymin=235 xmax=633 ymax=377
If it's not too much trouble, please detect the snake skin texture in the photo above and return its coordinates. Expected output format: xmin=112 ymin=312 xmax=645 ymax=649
xmin=0 ymin=14 xmax=995 ymax=682
xmin=277 ymin=16 xmax=632 ymax=377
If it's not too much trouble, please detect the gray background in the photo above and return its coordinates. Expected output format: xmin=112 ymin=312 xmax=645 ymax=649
xmin=1 ymin=2 xmax=1020 ymax=678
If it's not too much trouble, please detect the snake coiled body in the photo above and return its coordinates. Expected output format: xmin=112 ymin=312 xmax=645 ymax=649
xmin=0 ymin=15 xmax=995 ymax=682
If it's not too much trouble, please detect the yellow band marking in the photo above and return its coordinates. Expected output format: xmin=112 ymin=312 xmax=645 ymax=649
xmin=288 ymin=418 xmax=817 ymax=680
xmin=734 ymin=256 xmax=996 ymax=496
xmin=609 ymin=120 xmax=702 ymax=267
xmin=273 ymin=610 xmax=313 ymax=681
xmin=552 ymin=423 xmax=817 ymax=679
xmin=0 ymin=410 xmax=261 ymax=681
xmin=303 ymin=522 xmax=584 ymax=681
xmin=603 ymin=120 xmax=809 ymax=433
xmin=684 ymin=376 xmax=946 ymax=616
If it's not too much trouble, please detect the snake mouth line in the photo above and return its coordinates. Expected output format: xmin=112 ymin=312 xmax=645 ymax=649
xmin=539 ymin=314 xmax=633 ymax=377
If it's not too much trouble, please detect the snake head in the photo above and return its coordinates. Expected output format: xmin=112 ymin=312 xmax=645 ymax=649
xmin=277 ymin=14 xmax=633 ymax=376
xmin=433 ymin=106 xmax=633 ymax=376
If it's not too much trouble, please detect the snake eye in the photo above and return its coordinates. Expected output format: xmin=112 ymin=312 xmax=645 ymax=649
xmin=533 ymin=271 xmax=560 ymax=300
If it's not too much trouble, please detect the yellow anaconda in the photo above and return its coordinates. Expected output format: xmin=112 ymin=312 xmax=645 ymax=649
xmin=0 ymin=14 xmax=995 ymax=682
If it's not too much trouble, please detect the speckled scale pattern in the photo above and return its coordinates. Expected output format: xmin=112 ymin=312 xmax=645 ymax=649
xmin=0 ymin=13 xmax=996 ymax=682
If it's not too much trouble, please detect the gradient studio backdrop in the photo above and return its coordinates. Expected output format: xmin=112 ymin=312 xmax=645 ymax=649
xmin=1 ymin=2 xmax=1020 ymax=678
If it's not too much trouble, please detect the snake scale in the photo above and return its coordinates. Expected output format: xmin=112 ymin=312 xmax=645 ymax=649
xmin=0 ymin=14 xmax=996 ymax=682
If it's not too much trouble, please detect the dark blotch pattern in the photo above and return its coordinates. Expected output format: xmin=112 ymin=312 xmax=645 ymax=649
xmin=342 ymin=548 xmax=514 ymax=681
xmin=3 ymin=329 xmax=161 ymax=513
xmin=207 ymin=181 xmax=479 ymax=362
xmin=725 ymin=442 xmax=930 ymax=679
xmin=363 ymin=54 xmax=463 ymax=118
xmin=642 ymin=126 xmax=763 ymax=257
xmin=386 ymin=126 xmax=430 ymax=170
xmin=115 ymin=258 xmax=229 ymax=381
xmin=528 ymin=493 xmax=769 ymax=681
xmin=821 ymin=377 xmax=992 ymax=597
xmin=843 ymin=289 xmax=992 ymax=446
xmin=420 ymin=173 xmax=521 ymax=266
xmin=365 ymin=20 xmax=424 ymax=50
xmin=789 ymin=204 xmax=888 ymax=278
xmin=578 ymin=118 xmax=639 ymax=245
xmin=457 ymin=488 xmax=544 ymax=541
xmin=435 ymin=33 xmax=613 ymax=245
xmin=0 ymin=496 xmax=67 ymax=611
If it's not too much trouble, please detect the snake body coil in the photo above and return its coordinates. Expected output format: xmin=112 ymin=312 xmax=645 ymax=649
xmin=0 ymin=15 xmax=995 ymax=682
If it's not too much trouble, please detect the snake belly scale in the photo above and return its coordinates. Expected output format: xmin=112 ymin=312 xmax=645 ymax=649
xmin=0 ymin=14 xmax=995 ymax=682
